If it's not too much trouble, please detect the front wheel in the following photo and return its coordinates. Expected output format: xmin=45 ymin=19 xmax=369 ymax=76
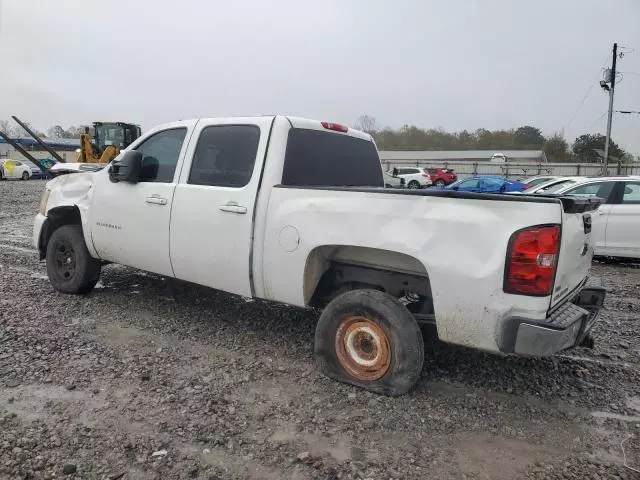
xmin=46 ymin=225 xmax=101 ymax=294
xmin=314 ymin=289 xmax=424 ymax=396
xmin=407 ymin=180 xmax=421 ymax=189
xmin=22 ymin=171 xmax=29 ymax=180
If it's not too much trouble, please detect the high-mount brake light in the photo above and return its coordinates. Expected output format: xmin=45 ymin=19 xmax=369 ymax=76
xmin=321 ymin=121 xmax=348 ymax=133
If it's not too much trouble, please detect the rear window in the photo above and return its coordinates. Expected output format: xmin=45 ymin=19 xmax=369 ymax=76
xmin=282 ymin=128 xmax=382 ymax=187
xmin=426 ymin=168 xmax=436 ymax=174
xmin=538 ymin=180 xmax=575 ymax=194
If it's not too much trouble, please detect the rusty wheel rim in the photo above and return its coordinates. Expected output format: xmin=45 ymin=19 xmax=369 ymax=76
xmin=335 ymin=316 xmax=391 ymax=381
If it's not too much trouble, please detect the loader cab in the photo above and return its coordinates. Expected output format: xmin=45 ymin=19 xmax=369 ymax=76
xmin=93 ymin=122 xmax=141 ymax=153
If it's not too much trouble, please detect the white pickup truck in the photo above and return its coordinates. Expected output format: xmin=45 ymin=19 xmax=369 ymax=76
xmin=34 ymin=116 xmax=605 ymax=396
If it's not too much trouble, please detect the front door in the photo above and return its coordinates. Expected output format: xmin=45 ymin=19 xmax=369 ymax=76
xmin=90 ymin=122 xmax=195 ymax=276
xmin=604 ymin=181 xmax=640 ymax=258
xmin=169 ymin=117 xmax=273 ymax=297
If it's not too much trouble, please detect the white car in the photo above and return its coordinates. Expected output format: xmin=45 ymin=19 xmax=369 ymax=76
xmin=0 ymin=159 xmax=32 ymax=180
xmin=552 ymin=176 xmax=640 ymax=259
xmin=395 ymin=167 xmax=433 ymax=189
xmin=523 ymin=176 xmax=588 ymax=195
xmin=520 ymin=175 xmax=560 ymax=189
xmin=34 ymin=115 xmax=604 ymax=396
xmin=383 ymin=168 xmax=405 ymax=188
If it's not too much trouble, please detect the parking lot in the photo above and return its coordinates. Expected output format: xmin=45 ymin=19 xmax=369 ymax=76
xmin=1 ymin=180 xmax=639 ymax=479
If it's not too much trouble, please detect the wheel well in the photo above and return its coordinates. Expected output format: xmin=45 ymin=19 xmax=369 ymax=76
xmin=38 ymin=206 xmax=82 ymax=260
xmin=305 ymin=246 xmax=432 ymax=311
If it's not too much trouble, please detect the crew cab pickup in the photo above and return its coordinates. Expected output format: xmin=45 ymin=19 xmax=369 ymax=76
xmin=34 ymin=116 xmax=605 ymax=396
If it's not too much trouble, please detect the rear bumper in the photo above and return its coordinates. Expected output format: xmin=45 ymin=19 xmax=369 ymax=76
xmin=500 ymin=277 xmax=606 ymax=356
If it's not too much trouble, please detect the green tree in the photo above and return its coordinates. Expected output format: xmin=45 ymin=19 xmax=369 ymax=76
xmin=514 ymin=126 xmax=545 ymax=148
xmin=543 ymin=133 xmax=569 ymax=162
xmin=572 ymin=134 xmax=625 ymax=163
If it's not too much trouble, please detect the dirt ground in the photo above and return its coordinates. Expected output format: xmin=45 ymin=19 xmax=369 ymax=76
xmin=1 ymin=179 xmax=639 ymax=480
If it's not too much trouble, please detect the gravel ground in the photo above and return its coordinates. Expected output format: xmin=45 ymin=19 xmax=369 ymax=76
xmin=1 ymin=179 xmax=640 ymax=480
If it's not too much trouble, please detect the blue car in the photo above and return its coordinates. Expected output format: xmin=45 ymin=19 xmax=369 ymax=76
xmin=439 ymin=176 xmax=527 ymax=193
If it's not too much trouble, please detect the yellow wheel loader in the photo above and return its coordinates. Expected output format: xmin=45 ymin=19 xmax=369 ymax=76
xmin=78 ymin=122 xmax=142 ymax=163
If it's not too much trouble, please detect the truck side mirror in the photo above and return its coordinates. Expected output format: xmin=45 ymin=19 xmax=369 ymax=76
xmin=109 ymin=150 xmax=142 ymax=183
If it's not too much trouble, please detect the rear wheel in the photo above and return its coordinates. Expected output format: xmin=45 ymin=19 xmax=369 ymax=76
xmin=46 ymin=225 xmax=101 ymax=294
xmin=22 ymin=171 xmax=29 ymax=180
xmin=314 ymin=289 xmax=424 ymax=396
xmin=407 ymin=180 xmax=421 ymax=189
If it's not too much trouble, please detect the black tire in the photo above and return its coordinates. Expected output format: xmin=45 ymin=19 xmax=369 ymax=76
xmin=46 ymin=225 xmax=101 ymax=294
xmin=407 ymin=180 xmax=421 ymax=189
xmin=22 ymin=171 xmax=29 ymax=180
xmin=435 ymin=179 xmax=446 ymax=187
xmin=314 ymin=289 xmax=424 ymax=396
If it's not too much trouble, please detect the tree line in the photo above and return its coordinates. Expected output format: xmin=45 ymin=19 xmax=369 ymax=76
xmin=355 ymin=115 xmax=635 ymax=164
xmin=0 ymin=119 xmax=85 ymax=140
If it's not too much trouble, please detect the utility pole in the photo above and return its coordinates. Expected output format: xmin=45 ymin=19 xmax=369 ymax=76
xmin=603 ymin=43 xmax=617 ymax=175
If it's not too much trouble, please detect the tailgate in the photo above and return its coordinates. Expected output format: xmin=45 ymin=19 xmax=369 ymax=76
xmin=550 ymin=197 xmax=602 ymax=308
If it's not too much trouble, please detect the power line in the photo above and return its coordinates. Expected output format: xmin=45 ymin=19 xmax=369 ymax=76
xmin=588 ymin=111 xmax=608 ymax=129
xmin=563 ymin=53 xmax=611 ymax=131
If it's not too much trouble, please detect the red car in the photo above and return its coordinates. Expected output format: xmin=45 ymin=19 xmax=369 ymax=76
xmin=426 ymin=167 xmax=457 ymax=186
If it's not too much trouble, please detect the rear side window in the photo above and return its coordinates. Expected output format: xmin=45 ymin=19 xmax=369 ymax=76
xmin=564 ymin=181 xmax=616 ymax=203
xmin=282 ymin=129 xmax=382 ymax=187
xmin=622 ymin=182 xmax=640 ymax=204
xmin=188 ymin=125 xmax=260 ymax=187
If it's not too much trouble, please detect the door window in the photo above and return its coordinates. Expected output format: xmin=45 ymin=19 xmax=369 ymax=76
xmin=134 ymin=128 xmax=187 ymax=183
xmin=564 ymin=181 xmax=616 ymax=203
xmin=621 ymin=182 xmax=640 ymax=204
xmin=456 ymin=179 xmax=480 ymax=189
xmin=188 ymin=125 xmax=260 ymax=187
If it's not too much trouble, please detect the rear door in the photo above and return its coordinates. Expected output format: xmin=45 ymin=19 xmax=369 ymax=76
xmin=603 ymin=180 xmax=640 ymax=258
xmin=169 ymin=117 xmax=273 ymax=297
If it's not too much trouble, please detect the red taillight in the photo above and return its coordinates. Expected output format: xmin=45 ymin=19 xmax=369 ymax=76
xmin=504 ymin=225 xmax=560 ymax=296
xmin=321 ymin=121 xmax=348 ymax=133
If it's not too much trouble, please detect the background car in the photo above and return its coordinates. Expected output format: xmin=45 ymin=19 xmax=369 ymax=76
xmin=0 ymin=159 xmax=32 ymax=180
xmin=395 ymin=167 xmax=433 ymax=189
xmin=552 ymin=176 xmax=640 ymax=259
xmin=29 ymin=166 xmax=45 ymax=179
xmin=426 ymin=167 xmax=457 ymax=186
xmin=523 ymin=176 xmax=587 ymax=194
xmin=520 ymin=175 xmax=559 ymax=189
xmin=383 ymin=168 xmax=405 ymax=188
xmin=440 ymin=175 xmax=527 ymax=193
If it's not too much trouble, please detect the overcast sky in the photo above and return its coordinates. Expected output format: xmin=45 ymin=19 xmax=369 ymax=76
xmin=1 ymin=0 xmax=639 ymax=154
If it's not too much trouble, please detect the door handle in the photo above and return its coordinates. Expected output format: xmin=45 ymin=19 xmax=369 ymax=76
xmin=219 ymin=202 xmax=247 ymax=214
xmin=145 ymin=196 xmax=167 ymax=205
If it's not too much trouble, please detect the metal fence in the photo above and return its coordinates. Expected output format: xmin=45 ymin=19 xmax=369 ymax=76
xmin=381 ymin=160 xmax=640 ymax=179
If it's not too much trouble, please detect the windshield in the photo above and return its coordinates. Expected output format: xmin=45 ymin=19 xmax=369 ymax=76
xmin=536 ymin=180 xmax=576 ymax=193
xmin=94 ymin=124 xmax=126 ymax=151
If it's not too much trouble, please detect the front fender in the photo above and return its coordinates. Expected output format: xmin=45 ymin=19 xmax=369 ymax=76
xmin=42 ymin=172 xmax=98 ymax=258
